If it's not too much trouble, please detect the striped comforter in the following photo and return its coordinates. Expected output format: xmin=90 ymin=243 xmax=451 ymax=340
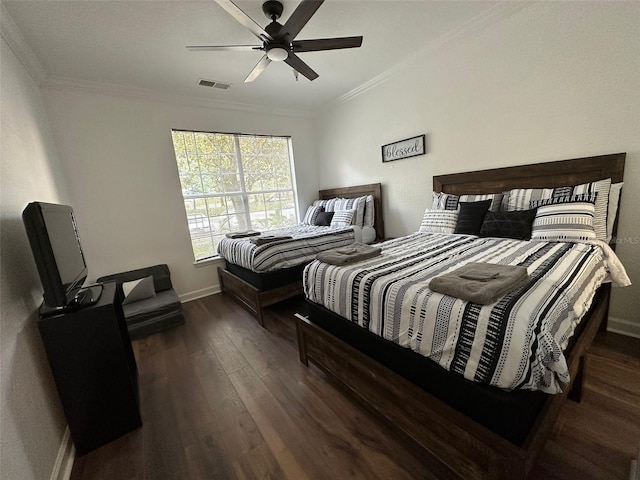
xmin=304 ymin=233 xmax=613 ymax=393
xmin=218 ymin=225 xmax=356 ymax=272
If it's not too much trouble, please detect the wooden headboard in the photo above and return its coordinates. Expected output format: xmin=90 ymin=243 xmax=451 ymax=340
xmin=434 ymin=153 xmax=625 ymax=194
xmin=318 ymin=183 xmax=384 ymax=241
xmin=433 ymin=152 xmax=626 ymax=239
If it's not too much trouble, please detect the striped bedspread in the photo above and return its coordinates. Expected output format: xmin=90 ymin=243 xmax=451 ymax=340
xmin=304 ymin=233 xmax=613 ymax=393
xmin=218 ymin=225 xmax=356 ymax=273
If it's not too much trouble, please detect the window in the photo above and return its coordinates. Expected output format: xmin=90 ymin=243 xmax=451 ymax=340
xmin=171 ymin=130 xmax=299 ymax=261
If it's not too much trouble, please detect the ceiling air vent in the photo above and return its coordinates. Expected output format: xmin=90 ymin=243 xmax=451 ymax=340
xmin=198 ymin=79 xmax=231 ymax=89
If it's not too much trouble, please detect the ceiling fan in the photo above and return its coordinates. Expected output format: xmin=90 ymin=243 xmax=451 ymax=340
xmin=187 ymin=0 xmax=363 ymax=82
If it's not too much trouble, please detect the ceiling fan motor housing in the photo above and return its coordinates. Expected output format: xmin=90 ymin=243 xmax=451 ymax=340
xmin=265 ymin=21 xmax=285 ymax=38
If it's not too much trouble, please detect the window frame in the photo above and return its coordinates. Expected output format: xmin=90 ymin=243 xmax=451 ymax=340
xmin=171 ymin=129 xmax=300 ymax=262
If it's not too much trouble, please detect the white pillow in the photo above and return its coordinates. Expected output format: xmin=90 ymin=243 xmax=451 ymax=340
xmin=330 ymin=209 xmax=355 ymax=227
xmin=531 ymin=202 xmax=597 ymax=242
xmin=122 ymin=275 xmax=156 ymax=305
xmin=363 ymin=195 xmax=375 ymax=227
xmin=419 ymin=209 xmax=459 ymax=234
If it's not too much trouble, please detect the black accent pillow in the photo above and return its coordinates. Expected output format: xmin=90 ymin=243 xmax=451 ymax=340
xmin=479 ymin=209 xmax=537 ymax=240
xmin=314 ymin=211 xmax=335 ymax=226
xmin=454 ymin=200 xmax=492 ymax=235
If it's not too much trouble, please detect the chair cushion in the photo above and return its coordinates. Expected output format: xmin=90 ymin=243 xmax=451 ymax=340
xmin=122 ymin=289 xmax=181 ymax=321
xmin=122 ymin=289 xmax=184 ymax=339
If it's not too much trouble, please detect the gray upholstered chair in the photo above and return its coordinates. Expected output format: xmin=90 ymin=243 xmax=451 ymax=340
xmin=97 ymin=264 xmax=184 ymax=339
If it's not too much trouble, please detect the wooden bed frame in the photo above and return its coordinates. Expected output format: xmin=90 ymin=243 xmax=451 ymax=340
xmin=218 ymin=183 xmax=384 ymax=326
xmin=295 ymin=153 xmax=626 ymax=479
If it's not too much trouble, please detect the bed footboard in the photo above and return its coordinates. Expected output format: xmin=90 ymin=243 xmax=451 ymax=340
xmin=218 ymin=267 xmax=303 ymax=326
xmin=294 ymin=286 xmax=609 ymax=479
xmin=294 ymin=313 xmax=526 ymax=479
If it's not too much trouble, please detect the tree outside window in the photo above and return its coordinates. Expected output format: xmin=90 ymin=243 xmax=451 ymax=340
xmin=171 ymin=130 xmax=298 ymax=261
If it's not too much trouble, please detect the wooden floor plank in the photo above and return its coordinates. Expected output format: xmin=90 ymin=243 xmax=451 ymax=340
xmin=534 ymin=438 xmax=616 ymax=480
xmin=228 ymin=366 xmax=316 ymax=480
xmin=69 ymin=294 xmax=640 ymax=480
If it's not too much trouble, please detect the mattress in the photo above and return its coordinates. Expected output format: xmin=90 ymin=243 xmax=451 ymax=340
xmin=304 ymin=232 xmax=626 ymax=393
xmin=218 ymin=224 xmax=356 ymax=273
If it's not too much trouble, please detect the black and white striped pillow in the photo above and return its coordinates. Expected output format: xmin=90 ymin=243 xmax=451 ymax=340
xmin=332 ymin=197 xmax=367 ymax=227
xmin=530 ymin=193 xmax=597 ymax=208
xmin=432 ymin=192 xmax=503 ymax=212
xmin=314 ymin=197 xmax=367 ymax=226
xmin=505 ymin=188 xmax=554 ymax=211
xmin=565 ymin=179 xmax=610 ymax=242
xmin=531 ymin=202 xmax=596 ymax=242
xmin=302 ymin=204 xmax=324 ymax=225
xmin=330 ymin=209 xmax=355 ymax=227
xmin=418 ymin=209 xmax=458 ymax=234
xmin=313 ymin=198 xmax=337 ymax=212
xmin=503 ymin=178 xmax=610 ymax=241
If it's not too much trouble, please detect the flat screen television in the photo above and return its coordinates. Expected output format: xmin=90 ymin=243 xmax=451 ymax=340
xmin=22 ymin=202 xmax=95 ymax=309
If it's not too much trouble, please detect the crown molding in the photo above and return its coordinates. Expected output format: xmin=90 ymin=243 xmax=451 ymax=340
xmin=0 ymin=1 xmax=305 ymax=119
xmin=3 ymin=0 xmax=529 ymax=119
xmin=0 ymin=3 xmax=47 ymax=85
xmin=325 ymin=2 xmax=532 ymax=111
xmin=42 ymin=76 xmax=313 ymax=119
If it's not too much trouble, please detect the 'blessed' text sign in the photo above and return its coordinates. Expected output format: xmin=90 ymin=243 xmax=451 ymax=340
xmin=381 ymin=135 xmax=426 ymax=162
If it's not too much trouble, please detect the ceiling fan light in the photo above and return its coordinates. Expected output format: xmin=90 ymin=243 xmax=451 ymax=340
xmin=266 ymin=46 xmax=289 ymax=62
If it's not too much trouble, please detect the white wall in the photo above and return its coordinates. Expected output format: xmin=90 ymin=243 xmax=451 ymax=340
xmin=0 ymin=37 xmax=70 ymax=480
xmin=314 ymin=3 xmax=640 ymax=326
xmin=41 ymin=88 xmax=318 ymax=299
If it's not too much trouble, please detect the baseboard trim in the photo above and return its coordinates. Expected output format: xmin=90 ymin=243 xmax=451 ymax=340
xmin=607 ymin=316 xmax=640 ymax=339
xmin=50 ymin=428 xmax=75 ymax=480
xmin=180 ymin=285 xmax=221 ymax=303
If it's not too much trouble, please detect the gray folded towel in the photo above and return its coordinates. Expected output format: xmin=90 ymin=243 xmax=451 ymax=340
xmin=250 ymin=235 xmax=293 ymax=246
xmin=225 ymin=230 xmax=260 ymax=239
xmin=429 ymin=262 xmax=529 ymax=305
xmin=316 ymin=243 xmax=382 ymax=266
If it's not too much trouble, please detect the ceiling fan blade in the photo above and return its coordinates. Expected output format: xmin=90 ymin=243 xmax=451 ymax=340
xmin=214 ymin=0 xmax=273 ymax=42
xmin=245 ymin=55 xmax=272 ymax=82
xmin=284 ymin=53 xmax=319 ymax=81
xmin=186 ymin=45 xmax=262 ymax=52
xmin=292 ymin=36 xmax=363 ymax=52
xmin=283 ymin=0 xmax=324 ymax=40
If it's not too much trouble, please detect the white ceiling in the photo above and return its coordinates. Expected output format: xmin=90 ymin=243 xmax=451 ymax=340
xmin=4 ymin=0 xmax=503 ymax=113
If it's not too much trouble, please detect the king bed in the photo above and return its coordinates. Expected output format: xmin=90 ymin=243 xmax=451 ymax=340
xmin=295 ymin=153 xmax=627 ymax=479
xmin=218 ymin=183 xmax=384 ymax=325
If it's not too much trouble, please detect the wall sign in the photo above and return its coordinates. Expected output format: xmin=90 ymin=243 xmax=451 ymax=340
xmin=381 ymin=134 xmax=426 ymax=163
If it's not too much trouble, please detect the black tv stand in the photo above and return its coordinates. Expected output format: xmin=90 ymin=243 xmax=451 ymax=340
xmin=39 ymin=284 xmax=104 ymax=317
xmin=37 ymin=281 xmax=142 ymax=455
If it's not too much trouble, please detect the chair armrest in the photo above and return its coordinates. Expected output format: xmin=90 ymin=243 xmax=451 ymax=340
xmin=97 ymin=264 xmax=173 ymax=292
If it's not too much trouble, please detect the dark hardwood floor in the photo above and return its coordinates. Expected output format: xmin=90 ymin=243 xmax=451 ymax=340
xmin=70 ymin=294 xmax=640 ymax=480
